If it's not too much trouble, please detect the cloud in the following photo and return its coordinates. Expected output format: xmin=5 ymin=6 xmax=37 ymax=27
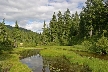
xmin=0 ymin=0 xmax=86 ymax=33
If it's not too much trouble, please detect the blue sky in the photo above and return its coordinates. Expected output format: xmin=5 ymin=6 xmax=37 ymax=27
xmin=0 ymin=0 xmax=86 ymax=33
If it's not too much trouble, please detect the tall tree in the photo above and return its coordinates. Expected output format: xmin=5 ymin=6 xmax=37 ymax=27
xmin=13 ymin=21 xmax=21 ymax=47
xmin=63 ymin=8 xmax=71 ymax=45
xmin=70 ymin=11 xmax=80 ymax=45
xmin=79 ymin=0 xmax=107 ymax=38
xmin=0 ymin=19 xmax=12 ymax=51
xmin=42 ymin=20 xmax=50 ymax=45
xmin=49 ymin=12 xmax=58 ymax=44
xmin=0 ymin=19 xmax=7 ymax=42
xmin=57 ymin=11 xmax=64 ymax=45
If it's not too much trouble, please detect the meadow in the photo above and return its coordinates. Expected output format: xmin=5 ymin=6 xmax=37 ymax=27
xmin=0 ymin=46 xmax=108 ymax=72
xmin=40 ymin=46 xmax=108 ymax=72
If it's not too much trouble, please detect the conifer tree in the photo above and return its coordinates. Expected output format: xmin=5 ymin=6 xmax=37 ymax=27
xmin=57 ymin=11 xmax=64 ymax=45
xmin=13 ymin=21 xmax=21 ymax=47
xmin=42 ymin=20 xmax=50 ymax=45
xmin=0 ymin=19 xmax=12 ymax=50
xmin=0 ymin=19 xmax=7 ymax=42
xmin=49 ymin=12 xmax=58 ymax=44
xmin=79 ymin=0 xmax=107 ymax=38
xmin=63 ymin=8 xmax=71 ymax=45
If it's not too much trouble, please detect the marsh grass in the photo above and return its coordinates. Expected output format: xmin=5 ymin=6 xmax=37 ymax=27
xmin=43 ymin=56 xmax=92 ymax=72
xmin=0 ymin=47 xmax=44 ymax=72
xmin=0 ymin=48 xmax=37 ymax=72
xmin=0 ymin=53 xmax=32 ymax=72
xmin=40 ymin=47 xmax=108 ymax=72
xmin=1 ymin=46 xmax=108 ymax=72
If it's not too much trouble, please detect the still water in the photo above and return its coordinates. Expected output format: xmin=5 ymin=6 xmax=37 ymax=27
xmin=20 ymin=54 xmax=92 ymax=72
xmin=20 ymin=49 xmax=92 ymax=72
xmin=20 ymin=54 xmax=50 ymax=72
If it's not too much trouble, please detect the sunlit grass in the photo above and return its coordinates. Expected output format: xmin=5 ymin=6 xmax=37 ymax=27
xmin=0 ymin=54 xmax=32 ymax=72
xmin=40 ymin=46 xmax=108 ymax=72
xmin=0 ymin=47 xmax=43 ymax=72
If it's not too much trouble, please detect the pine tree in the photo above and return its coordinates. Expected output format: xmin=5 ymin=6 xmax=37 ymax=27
xmin=13 ymin=21 xmax=21 ymax=47
xmin=0 ymin=19 xmax=7 ymax=42
xmin=0 ymin=19 xmax=12 ymax=50
xmin=49 ymin=12 xmax=58 ymax=44
xmin=42 ymin=20 xmax=50 ymax=45
xmin=70 ymin=11 xmax=80 ymax=45
xmin=62 ymin=8 xmax=71 ymax=45
xmin=57 ymin=11 xmax=64 ymax=45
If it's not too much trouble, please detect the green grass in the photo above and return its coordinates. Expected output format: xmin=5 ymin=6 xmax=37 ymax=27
xmin=1 ymin=46 xmax=108 ymax=72
xmin=0 ymin=48 xmax=42 ymax=72
xmin=40 ymin=47 xmax=108 ymax=72
xmin=0 ymin=54 xmax=32 ymax=72
xmin=37 ymin=45 xmax=87 ymax=51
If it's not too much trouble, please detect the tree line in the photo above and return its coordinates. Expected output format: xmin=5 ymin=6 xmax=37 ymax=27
xmin=41 ymin=0 xmax=108 ymax=46
xmin=0 ymin=19 xmax=40 ymax=51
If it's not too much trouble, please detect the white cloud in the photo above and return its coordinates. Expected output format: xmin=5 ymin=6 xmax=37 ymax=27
xmin=0 ymin=0 xmax=87 ymax=33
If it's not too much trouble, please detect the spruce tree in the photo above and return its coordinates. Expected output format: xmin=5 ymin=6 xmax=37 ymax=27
xmin=13 ymin=21 xmax=21 ymax=47
xmin=42 ymin=20 xmax=50 ymax=45
xmin=79 ymin=0 xmax=107 ymax=38
xmin=57 ymin=11 xmax=64 ymax=45
xmin=0 ymin=19 xmax=12 ymax=50
xmin=63 ymin=8 xmax=71 ymax=45
xmin=0 ymin=19 xmax=7 ymax=42
xmin=49 ymin=12 xmax=58 ymax=44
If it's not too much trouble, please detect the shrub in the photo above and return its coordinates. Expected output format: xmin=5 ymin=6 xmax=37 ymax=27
xmin=81 ymin=40 xmax=92 ymax=50
xmin=89 ymin=36 xmax=108 ymax=54
xmin=0 ymin=40 xmax=13 ymax=51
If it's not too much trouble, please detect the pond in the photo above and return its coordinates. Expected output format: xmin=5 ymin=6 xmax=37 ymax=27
xmin=20 ymin=54 xmax=50 ymax=72
xmin=20 ymin=49 xmax=92 ymax=72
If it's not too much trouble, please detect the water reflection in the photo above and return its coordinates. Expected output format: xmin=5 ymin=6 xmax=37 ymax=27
xmin=20 ymin=53 xmax=91 ymax=72
xmin=19 ymin=49 xmax=40 ymax=59
xmin=20 ymin=54 xmax=50 ymax=72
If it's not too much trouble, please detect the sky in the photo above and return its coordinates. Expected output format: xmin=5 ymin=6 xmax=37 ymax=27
xmin=0 ymin=0 xmax=87 ymax=33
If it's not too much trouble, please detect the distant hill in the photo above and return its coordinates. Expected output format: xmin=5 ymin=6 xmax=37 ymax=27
xmin=6 ymin=25 xmax=33 ymax=32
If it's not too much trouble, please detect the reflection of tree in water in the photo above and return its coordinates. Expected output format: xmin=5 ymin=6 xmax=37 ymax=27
xmin=19 ymin=49 xmax=40 ymax=59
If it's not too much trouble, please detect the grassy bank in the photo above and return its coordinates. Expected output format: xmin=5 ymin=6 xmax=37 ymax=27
xmin=40 ymin=47 xmax=108 ymax=72
xmin=0 ymin=54 xmax=32 ymax=72
xmin=0 ymin=47 xmax=42 ymax=72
